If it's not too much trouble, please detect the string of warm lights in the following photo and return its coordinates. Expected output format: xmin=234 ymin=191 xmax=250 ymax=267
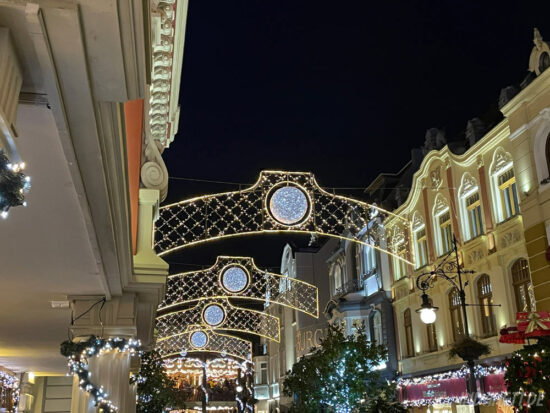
xmin=64 ymin=337 xmax=142 ymax=413
xmin=155 ymin=170 xmax=414 ymax=265
xmin=396 ymin=364 xmax=505 ymax=387
xmin=0 ymin=150 xmax=30 ymax=219
xmin=160 ymin=256 xmax=319 ymax=318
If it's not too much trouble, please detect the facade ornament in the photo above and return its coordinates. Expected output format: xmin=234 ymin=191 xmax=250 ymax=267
xmin=501 ymin=230 xmax=521 ymax=249
xmin=411 ymin=211 xmax=425 ymax=231
xmin=529 ymin=28 xmax=550 ymax=75
xmin=420 ymin=177 xmax=427 ymax=189
xmin=476 ymin=154 xmax=484 ymax=168
xmin=490 ymin=147 xmax=513 ymax=175
xmin=459 ymin=172 xmax=478 ymax=198
xmin=468 ymin=249 xmax=484 ymax=264
xmin=433 ymin=193 xmax=449 ymax=216
xmin=141 ymin=133 xmax=169 ymax=201
xmin=430 ymin=166 xmax=442 ymax=190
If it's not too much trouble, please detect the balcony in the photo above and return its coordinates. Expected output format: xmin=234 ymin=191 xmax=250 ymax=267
xmin=333 ymin=278 xmax=363 ymax=300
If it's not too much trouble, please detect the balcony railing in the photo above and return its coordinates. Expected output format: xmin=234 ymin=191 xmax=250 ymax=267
xmin=334 ymin=278 xmax=363 ymax=298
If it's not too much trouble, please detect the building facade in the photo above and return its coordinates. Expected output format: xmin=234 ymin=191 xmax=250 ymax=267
xmin=0 ymin=0 xmax=188 ymax=411
xmin=376 ymin=28 xmax=550 ymax=413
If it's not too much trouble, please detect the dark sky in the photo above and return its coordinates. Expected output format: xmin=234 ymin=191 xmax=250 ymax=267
xmin=162 ymin=1 xmax=550 ymax=271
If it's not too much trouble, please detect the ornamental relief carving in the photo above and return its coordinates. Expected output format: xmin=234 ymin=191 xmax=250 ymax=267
xmin=468 ymin=249 xmax=484 ymax=264
xmin=459 ymin=172 xmax=478 ymax=197
xmin=500 ymin=230 xmax=521 ymax=249
xmin=430 ymin=166 xmax=442 ymax=190
xmin=490 ymin=147 xmax=513 ymax=175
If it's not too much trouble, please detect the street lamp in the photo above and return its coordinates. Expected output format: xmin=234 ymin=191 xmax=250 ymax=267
xmin=415 ymin=236 xmax=499 ymax=413
xmin=416 ymin=293 xmax=438 ymax=324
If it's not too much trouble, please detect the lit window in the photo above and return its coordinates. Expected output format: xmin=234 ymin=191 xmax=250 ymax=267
xmin=415 ymin=227 xmax=428 ymax=268
xmin=477 ymin=274 xmax=496 ymax=337
xmin=427 ymin=322 xmax=437 ymax=352
xmin=371 ymin=311 xmax=383 ymax=344
xmin=512 ymin=258 xmax=535 ymax=312
xmin=498 ymin=168 xmax=519 ymax=220
xmin=393 ymin=245 xmax=408 ymax=281
xmin=365 ymin=274 xmax=380 ymax=296
xmin=332 ymin=264 xmax=343 ymax=294
xmin=466 ymin=192 xmax=484 ymax=239
xmin=258 ymin=362 xmax=268 ymax=384
xmin=449 ymin=288 xmax=464 ymax=342
xmin=404 ymin=309 xmax=414 ymax=358
xmin=438 ymin=210 xmax=453 ymax=254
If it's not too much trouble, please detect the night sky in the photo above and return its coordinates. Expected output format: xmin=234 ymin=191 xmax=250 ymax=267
xmin=162 ymin=1 xmax=550 ymax=271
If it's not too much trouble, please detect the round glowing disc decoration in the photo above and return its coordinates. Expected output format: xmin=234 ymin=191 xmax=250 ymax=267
xmin=203 ymin=304 xmax=225 ymax=327
xmin=190 ymin=331 xmax=208 ymax=349
xmin=268 ymin=185 xmax=309 ymax=225
xmin=221 ymin=266 xmax=250 ymax=293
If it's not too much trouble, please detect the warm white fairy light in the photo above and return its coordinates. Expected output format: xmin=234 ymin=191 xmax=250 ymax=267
xmin=203 ymin=304 xmax=225 ymax=326
xmin=221 ymin=265 xmax=249 ymax=293
xmin=268 ymin=185 xmax=309 ymax=225
xmin=155 ymin=170 xmax=414 ymax=266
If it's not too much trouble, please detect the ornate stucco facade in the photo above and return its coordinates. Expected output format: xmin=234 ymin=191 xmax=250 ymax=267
xmin=376 ymin=29 xmax=550 ymax=413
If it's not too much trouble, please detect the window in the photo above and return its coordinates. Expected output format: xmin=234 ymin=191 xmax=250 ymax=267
xmin=439 ymin=210 xmax=453 ymax=254
xmin=477 ymin=275 xmax=496 ymax=336
xmin=498 ymin=168 xmax=519 ymax=220
xmin=371 ymin=311 xmax=383 ymax=344
xmin=358 ymin=241 xmax=377 ymax=276
xmin=415 ymin=227 xmax=428 ymax=268
xmin=466 ymin=192 xmax=484 ymax=238
xmin=332 ymin=264 xmax=342 ymax=294
xmin=449 ymin=288 xmax=465 ymax=342
xmin=427 ymin=323 xmax=438 ymax=352
xmin=258 ymin=362 xmax=268 ymax=384
xmin=404 ymin=309 xmax=414 ymax=358
xmin=393 ymin=245 xmax=408 ymax=281
xmin=365 ymin=274 xmax=380 ymax=296
xmin=512 ymin=258 xmax=535 ymax=312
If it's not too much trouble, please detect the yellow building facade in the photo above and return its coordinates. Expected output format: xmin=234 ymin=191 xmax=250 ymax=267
xmin=384 ymin=30 xmax=550 ymax=412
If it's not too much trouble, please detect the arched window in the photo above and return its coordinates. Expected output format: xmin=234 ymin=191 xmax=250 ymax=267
xmin=490 ymin=148 xmax=519 ymax=222
xmin=449 ymin=288 xmax=464 ymax=342
xmin=391 ymin=226 xmax=408 ymax=281
xmin=370 ymin=311 xmax=383 ymax=344
xmin=459 ymin=173 xmax=484 ymax=241
xmin=426 ymin=323 xmax=437 ymax=352
xmin=512 ymin=259 xmax=535 ymax=312
xmin=433 ymin=194 xmax=452 ymax=255
xmin=477 ymin=275 xmax=496 ymax=337
xmin=404 ymin=309 xmax=414 ymax=358
xmin=332 ymin=264 xmax=343 ymax=295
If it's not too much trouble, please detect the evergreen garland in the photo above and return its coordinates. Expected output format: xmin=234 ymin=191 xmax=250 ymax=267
xmin=0 ymin=150 xmax=29 ymax=217
xmin=504 ymin=338 xmax=550 ymax=412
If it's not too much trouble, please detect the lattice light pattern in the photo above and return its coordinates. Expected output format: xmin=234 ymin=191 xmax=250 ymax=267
xmin=156 ymin=298 xmax=281 ymax=342
xmin=156 ymin=329 xmax=252 ymax=361
xmin=160 ymin=256 xmax=319 ymax=317
xmin=155 ymin=170 xmax=413 ymax=265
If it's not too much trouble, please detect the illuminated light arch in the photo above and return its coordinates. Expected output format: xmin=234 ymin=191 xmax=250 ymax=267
xmin=156 ymin=329 xmax=252 ymax=361
xmin=155 ymin=170 xmax=414 ymax=265
xmin=160 ymin=256 xmax=319 ymax=317
xmin=156 ymin=298 xmax=281 ymax=342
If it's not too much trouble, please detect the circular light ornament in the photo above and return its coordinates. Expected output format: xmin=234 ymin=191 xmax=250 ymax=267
xmin=221 ymin=266 xmax=250 ymax=293
xmin=203 ymin=304 xmax=226 ymax=327
xmin=268 ymin=185 xmax=309 ymax=225
xmin=190 ymin=331 xmax=208 ymax=349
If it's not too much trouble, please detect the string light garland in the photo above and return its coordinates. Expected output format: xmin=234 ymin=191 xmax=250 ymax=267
xmin=0 ymin=150 xmax=30 ymax=218
xmin=60 ymin=336 xmax=142 ymax=412
xmin=160 ymin=256 xmax=319 ymax=318
xmin=155 ymin=170 xmax=413 ymax=266
xmin=156 ymin=298 xmax=281 ymax=342
xmin=396 ymin=364 xmax=507 ymax=407
xmin=0 ymin=370 xmax=19 ymax=412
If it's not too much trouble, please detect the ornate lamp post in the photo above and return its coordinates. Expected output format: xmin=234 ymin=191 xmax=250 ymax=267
xmin=415 ymin=237 xmax=499 ymax=413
